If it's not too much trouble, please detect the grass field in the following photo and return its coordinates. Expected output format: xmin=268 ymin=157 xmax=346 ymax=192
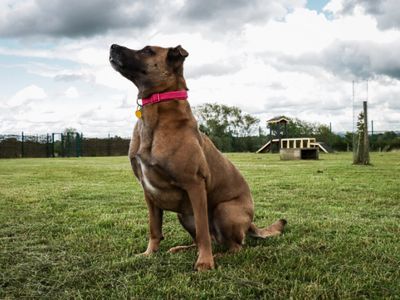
xmin=0 ymin=152 xmax=399 ymax=299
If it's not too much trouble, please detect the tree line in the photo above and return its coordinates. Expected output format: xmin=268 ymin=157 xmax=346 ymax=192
xmin=194 ymin=103 xmax=400 ymax=152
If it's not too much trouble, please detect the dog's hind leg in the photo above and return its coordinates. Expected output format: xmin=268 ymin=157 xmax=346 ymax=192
xmin=168 ymin=214 xmax=196 ymax=253
xmin=248 ymin=219 xmax=287 ymax=238
xmin=212 ymin=199 xmax=253 ymax=252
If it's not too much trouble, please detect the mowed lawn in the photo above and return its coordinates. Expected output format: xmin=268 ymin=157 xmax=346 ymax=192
xmin=0 ymin=153 xmax=399 ymax=299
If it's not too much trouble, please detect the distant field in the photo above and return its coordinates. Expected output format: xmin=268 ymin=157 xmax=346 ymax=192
xmin=0 ymin=153 xmax=399 ymax=299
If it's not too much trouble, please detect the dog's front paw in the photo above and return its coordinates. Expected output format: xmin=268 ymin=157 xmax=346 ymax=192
xmin=194 ymin=257 xmax=215 ymax=271
xmin=142 ymin=249 xmax=155 ymax=256
xmin=135 ymin=250 xmax=154 ymax=257
xmin=136 ymin=248 xmax=156 ymax=257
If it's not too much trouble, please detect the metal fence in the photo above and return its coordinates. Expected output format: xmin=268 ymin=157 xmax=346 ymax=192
xmin=0 ymin=132 xmax=130 ymax=158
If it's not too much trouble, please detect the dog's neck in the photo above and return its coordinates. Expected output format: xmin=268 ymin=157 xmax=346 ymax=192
xmin=138 ymin=75 xmax=188 ymax=99
xmin=135 ymin=73 xmax=195 ymax=141
xmin=138 ymin=80 xmax=195 ymax=130
xmin=137 ymin=89 xmax=196 ymax=157
xmin=141 ymin=90 xmax=188 ymax=106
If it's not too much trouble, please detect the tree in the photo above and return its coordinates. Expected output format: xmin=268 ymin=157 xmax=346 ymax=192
xmin=63 ymin=128 xmax=77 ymax=135
xmin=195 ymin=103 xmax=260 ymax=138
xmin=267 ymin=117 xmax=318 ymax=139
xmin=239 ymin=113 xmax=260 ymax=137
xmin=287 ymin=118 xmax=317 ymax=137
xmin=344 ymin=132 xmax=353 ymax=151
xmin=315 ymin=124 xmax=338 ymax=146
xmin=194 ymin=103 xmax=261 ymax=152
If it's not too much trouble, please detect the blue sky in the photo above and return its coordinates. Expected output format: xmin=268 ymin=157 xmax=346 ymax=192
xmin=0 ymin=0 xmax=399 ymax=136
xmin=306 ymin=0 xmax=330 ymax=12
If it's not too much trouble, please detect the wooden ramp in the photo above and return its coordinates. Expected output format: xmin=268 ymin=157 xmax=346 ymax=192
xmin=256 ymin=139 xmax=279 ymax=153
xmin=311 ymin=142 xmax=332 ymax=153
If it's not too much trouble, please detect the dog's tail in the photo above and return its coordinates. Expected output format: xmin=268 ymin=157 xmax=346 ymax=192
xmin=247 ymin=219 xmax=287 ymax=238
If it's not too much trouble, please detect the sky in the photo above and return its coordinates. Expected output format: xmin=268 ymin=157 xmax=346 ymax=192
xmin=0 ymin=0 xmax=399 ymax=137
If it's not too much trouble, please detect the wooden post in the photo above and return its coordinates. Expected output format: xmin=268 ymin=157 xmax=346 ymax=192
xmin=352 ymin=80 xmax=356 ymax=162
xmin=363 ymin=101 xmax=370 ymax=165
xmin=353 ymin=102 xmax=370 ymax=165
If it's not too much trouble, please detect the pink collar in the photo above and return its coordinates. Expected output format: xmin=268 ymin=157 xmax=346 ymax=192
xmin=141 ymin=90 xmax=188 ymax=106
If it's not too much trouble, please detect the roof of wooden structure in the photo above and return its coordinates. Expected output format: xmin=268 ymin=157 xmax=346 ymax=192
xmin=267 ymin=116 xmax=290 ymax=124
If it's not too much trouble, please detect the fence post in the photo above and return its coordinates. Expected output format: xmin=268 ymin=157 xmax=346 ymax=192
xmin=52 ymin=133 xmax=55 ymax=157
xmin=61 ymin=133 xmax=64 ymax=157
xmin=81 ymin=132 xmax=83 ymax=157
xmin=107 ymin=133 xmax=111 ymax=156
xmin=67 ymin=132 xmax=70 ymax=157
xmin=21 ymin=131 xmax=24 ymax=158
xmin=46 ymin=133 xmax=49 ymax=157
xmin=76 ymin=132 xmax=81 ymax=157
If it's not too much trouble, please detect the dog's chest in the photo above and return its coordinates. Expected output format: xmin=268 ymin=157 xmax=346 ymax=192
xmin=135 ymin=156 xmax=191 ymax=213
xmin=138 ymin=160 xmax=160 ymax=196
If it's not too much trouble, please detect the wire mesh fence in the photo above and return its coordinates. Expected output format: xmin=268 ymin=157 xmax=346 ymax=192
xmin=0 ymin=133 xmax=51 ymax=158
xmin=0 ymin=134 xmax=23 ymax=158
xmin=0 ymin=132 xmax=131 ymax=158
xmin=1 ymin=130 xmax=399 ymax=159
xmin=81 ymin=136 xmax=130 ymax=156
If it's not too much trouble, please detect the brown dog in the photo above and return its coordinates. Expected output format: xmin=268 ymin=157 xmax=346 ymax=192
xmin=109 ymin=44 xmax=286 ymax=271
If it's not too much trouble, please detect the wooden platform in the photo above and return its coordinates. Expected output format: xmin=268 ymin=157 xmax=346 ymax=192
xmin=279 ymin=138 xmax=319 ymax=160
xmin=279 ymin=148 xmax=319 ymax=160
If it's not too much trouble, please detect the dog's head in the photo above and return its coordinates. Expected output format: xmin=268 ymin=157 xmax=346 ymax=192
xmin=109 ymin=44 xmax=188 ymax=97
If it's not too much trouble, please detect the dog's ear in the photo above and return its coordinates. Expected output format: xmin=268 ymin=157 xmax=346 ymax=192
xmin=168 ymin=45 xmax=189 ymax=62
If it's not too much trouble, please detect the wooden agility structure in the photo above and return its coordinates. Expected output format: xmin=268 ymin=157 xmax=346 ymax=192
xmin=256 ymin=116 xmax=331 ymax=159
xmin=279 ymin=138 xmax=319 ymax=160
xmin=256 ymin=138 xmax=330 ymax=154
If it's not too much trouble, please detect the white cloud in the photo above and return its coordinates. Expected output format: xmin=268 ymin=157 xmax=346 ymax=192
xmin=64 ymin=86 xmax=79 ymax=98
xmin=7 ymin=84 xmax=47 ymax=107
xmin=0 ymin=0 xmax=399 ymax=135
xmin=324 ymin=0 xmax=400 ymax=30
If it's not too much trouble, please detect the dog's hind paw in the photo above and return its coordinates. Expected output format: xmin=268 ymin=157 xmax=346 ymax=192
xmin=168 ymin=244 xmax=196 ymax=254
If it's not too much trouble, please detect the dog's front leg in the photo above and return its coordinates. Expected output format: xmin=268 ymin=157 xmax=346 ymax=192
xmin=186 ymin=181 xmax=214 ymax=271
xmin=142 ymin=193 xmax=164 ymax=255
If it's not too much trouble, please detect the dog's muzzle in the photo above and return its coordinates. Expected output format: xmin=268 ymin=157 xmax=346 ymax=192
xmin=109 ymin=44 xmax=123 ymax=69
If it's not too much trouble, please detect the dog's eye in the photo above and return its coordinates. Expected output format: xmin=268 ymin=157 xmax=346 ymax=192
xmin=141 ymin=47 xmax=154 ymax=55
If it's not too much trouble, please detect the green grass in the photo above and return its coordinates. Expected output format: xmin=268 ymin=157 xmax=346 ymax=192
xmin=0 ymin=153 xmax=399 ymax=299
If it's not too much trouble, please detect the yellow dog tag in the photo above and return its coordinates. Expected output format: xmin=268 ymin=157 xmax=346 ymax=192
xmin=135 ymin=108 xmax=142 ymax=118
